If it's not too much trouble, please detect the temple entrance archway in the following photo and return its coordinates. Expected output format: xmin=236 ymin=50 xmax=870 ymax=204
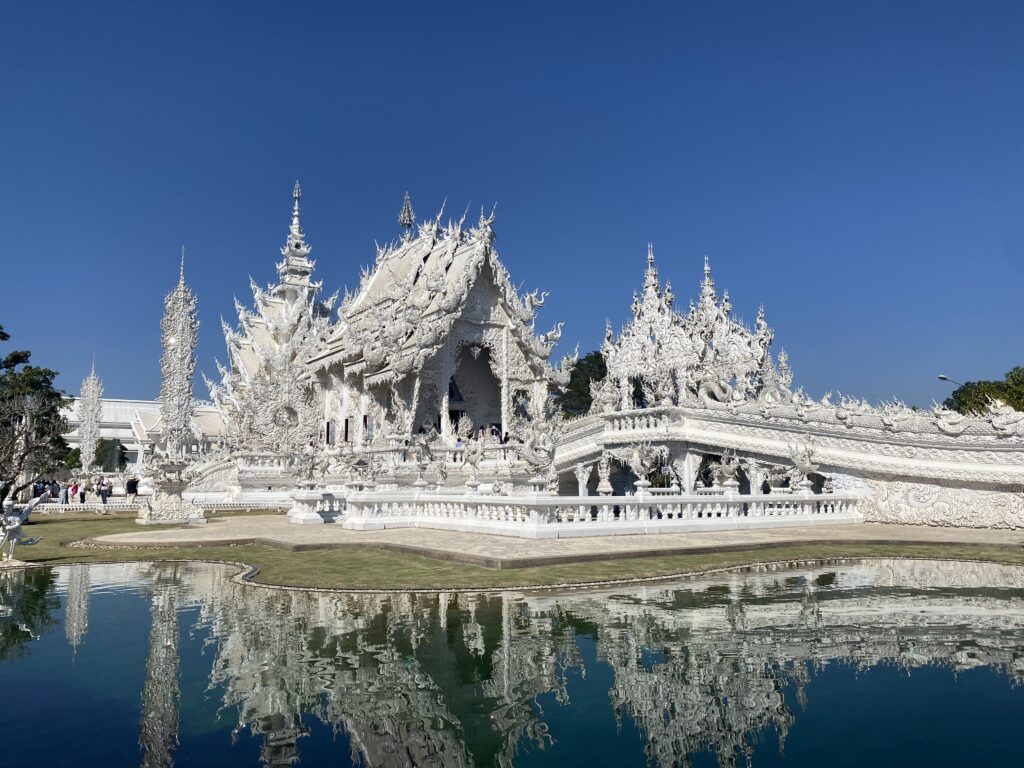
xmin=449 ymin=344 xmax=502 ymax=436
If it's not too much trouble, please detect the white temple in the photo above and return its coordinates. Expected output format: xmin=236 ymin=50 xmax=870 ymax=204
xmin=66 ymin=183 xmax=1024 ymax=532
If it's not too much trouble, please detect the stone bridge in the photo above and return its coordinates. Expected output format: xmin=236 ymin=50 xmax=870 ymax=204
xmin=554 ymin=402 xmax=1024 ymax=529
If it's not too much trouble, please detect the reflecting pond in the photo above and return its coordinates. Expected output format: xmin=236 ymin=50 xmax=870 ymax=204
xmin=2 ymin=558 xmax=1023 ymax=767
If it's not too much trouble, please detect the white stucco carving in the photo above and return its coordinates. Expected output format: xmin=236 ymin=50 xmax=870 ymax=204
xmin=859 ymin=479 xmax=1024 ymax=529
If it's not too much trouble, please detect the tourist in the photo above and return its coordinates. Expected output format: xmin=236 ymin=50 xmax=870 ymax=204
xmin=99 ymin=477 xmax=110 ymax=505
xmin=125 ymin=476 xmax=139 ymax=501
xmin=71 ymin=480 xmax=80 ymax=503
xmin=49 ymin=479 xmax=60 ymax=499
xmin=59 ymin=481 xmax=69 ymax=505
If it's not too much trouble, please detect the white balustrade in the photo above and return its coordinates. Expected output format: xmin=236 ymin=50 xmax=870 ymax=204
xmin=328 ymin=488 xmax=862 ymax=538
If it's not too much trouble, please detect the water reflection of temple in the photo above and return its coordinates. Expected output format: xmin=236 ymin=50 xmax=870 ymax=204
xmin=51 ymin=559 xmax=1024 ymax=767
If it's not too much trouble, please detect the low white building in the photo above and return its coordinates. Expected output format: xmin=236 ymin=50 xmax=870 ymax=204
xmin=63 ymin=397 xmax=226 ymax=470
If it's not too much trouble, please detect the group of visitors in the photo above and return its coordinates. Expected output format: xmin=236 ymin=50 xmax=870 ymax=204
xmin=476 ymin=425 xmax=511 ymax=444
xmin=29 ymin=475 xmax=140 ymax=506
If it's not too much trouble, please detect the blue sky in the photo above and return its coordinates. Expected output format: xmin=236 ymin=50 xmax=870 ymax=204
xmin=1 ymin=1 xmax=1021 ymax=406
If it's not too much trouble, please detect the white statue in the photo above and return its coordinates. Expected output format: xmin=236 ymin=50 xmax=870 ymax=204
xmin=787 ymin=442 xmax=819 ymax=492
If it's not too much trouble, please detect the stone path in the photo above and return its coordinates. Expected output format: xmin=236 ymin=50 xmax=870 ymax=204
xmin=89 ymin=516 xmax=1024 ymax=569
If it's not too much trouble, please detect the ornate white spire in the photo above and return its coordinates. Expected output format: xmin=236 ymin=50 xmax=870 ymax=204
xmin=643 ymin=243 xmax=660 ymax=292
xmin=281 ymin=180 xmax=311 ymax=258
xmin=699 ymin=254 xmax=717 ymax=307
xmin=159 ymin=253 xmax=199 ymax=458
xmin=277 ymin=181 xmax=314 ymax=294
xmin=78 ymin=359 xmax=103 ymax=472
xmin=399 ymin=191 xmax=415 ymax=238
xmin=290 ymin=180 xmax=303 ymax=238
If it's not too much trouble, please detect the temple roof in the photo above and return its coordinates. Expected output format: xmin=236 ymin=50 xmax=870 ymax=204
xmin=311 ymin=202 xmax=562 ymax=385
xmin=599 ymin=248 xmax=787 ymax=405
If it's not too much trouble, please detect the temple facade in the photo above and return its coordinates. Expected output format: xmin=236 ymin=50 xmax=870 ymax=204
xmin=62 ymin=182 xmax=1024 ymax=532
xmin=308 ymin=197 xmax=568 ymax=446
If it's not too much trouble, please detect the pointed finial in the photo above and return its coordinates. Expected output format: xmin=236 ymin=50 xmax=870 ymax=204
xmin=90 ymin=353 xmax=96 ymax=375
xmin=179 ymin=246 xmax=186 ymax=283
xmin=647 ymin=242 xmax=655 ymax=266
xmin=290 ymin=180 xmax=303 ymax=237
xmin=703 ymin=254 xmax=711 ymax=276
xmin=399 ymin=191 xmax=415 ymax=232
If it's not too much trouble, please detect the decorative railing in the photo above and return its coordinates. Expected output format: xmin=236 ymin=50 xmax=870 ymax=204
xmin=35 ymin=500 xmax=139 ymax=514
xmin=604 ymin=407 xmax=674 ymax=433
xmin=394 ymin=444 xmax=522 ymax=466
xmin=235 ymin=452 xmax=293 ymax=470
xmin=331 ymin=488 xmax=862 ymax=536
xmin=35 ymin=498 xmax=290 ymax=514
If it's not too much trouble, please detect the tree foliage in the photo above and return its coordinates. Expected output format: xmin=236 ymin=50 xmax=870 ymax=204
xmin=96 ymin=438 xmax=128 ymax=472
xmin=0 ymin=325 xmax=69 ymax=502
xmin=61 ymin=447 xmax=81 ymax=471
xmin=0 ymin=568 xmax=60 ymax=661
xmin=554 ymin=351 xmax=607 ymax=418
xmin=943 ymin=367 xmax=1024 ymax=415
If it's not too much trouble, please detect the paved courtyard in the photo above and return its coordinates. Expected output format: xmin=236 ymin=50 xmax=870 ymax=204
xmin=89 ymin=516 xmax=1024 ymax=569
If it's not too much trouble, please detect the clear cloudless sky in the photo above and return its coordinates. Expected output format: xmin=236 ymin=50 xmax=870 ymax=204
xmin=1 ymin=1 xmax=1022 ymax=406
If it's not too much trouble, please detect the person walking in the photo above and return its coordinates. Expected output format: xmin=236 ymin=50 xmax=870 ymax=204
xmin=59 ymin=481 xmax=69 ymax=505
xmin=71 ymin=480 xmax=80 ymax=504
xmin=125 ymin=476 xmax=139 ymax=502
xmin=99 ymin=477 xmax=109 ymax=505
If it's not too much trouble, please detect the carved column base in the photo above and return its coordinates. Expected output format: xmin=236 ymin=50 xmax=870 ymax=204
xmin=137 ymin=490 xmax=206 ymax=526
xmin=288 ymin=486 xmax=325 ymax=525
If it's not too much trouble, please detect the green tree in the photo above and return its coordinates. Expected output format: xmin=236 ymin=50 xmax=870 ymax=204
xmin=96 ymin=438 xmax=128 ymax=471
xmin=943 ymin=367 xmax=1024 ymax=414
xmin=0 ymin=325 xmax=69 ymax=502
xmin=61 ymin=447 xmax=81 ymax=471
xmin=554 ymin=351 xmax=607 ymax=418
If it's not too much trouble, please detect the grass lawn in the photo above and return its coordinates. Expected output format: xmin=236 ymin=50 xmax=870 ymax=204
xmin=15 ymin=511 xmax=1024 ymax=591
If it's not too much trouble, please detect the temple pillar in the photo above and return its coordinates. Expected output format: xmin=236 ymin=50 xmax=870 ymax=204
xmin=440 ymin=388 xmax=451 ymax=440
xmin=340 ymin=383 xmax=351 ymax=442
xmin=357 ymin=392 xmax=368 ymax=442
xmin=671 ymin=450 xmax=700 ymax=495
xmin=500 ymin=326 xmax=510 ymax=436
xmin=573 ymin=463 xmax=592 ymax=496
xmin=531 ymin=380 xmax=546 ymax=419
xmin=744 ymin=459 xmax=768 ymax=495
xmin=596 ymin=453 xmax=613 ymax=496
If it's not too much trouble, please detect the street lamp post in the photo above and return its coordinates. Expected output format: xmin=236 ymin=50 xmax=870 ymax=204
xmin=937 ymin=375 xmax=965 ymax=387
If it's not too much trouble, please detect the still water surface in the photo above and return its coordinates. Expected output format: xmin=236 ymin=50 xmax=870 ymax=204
xmin=1 ymin=558 xmax=1023 ymax=767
